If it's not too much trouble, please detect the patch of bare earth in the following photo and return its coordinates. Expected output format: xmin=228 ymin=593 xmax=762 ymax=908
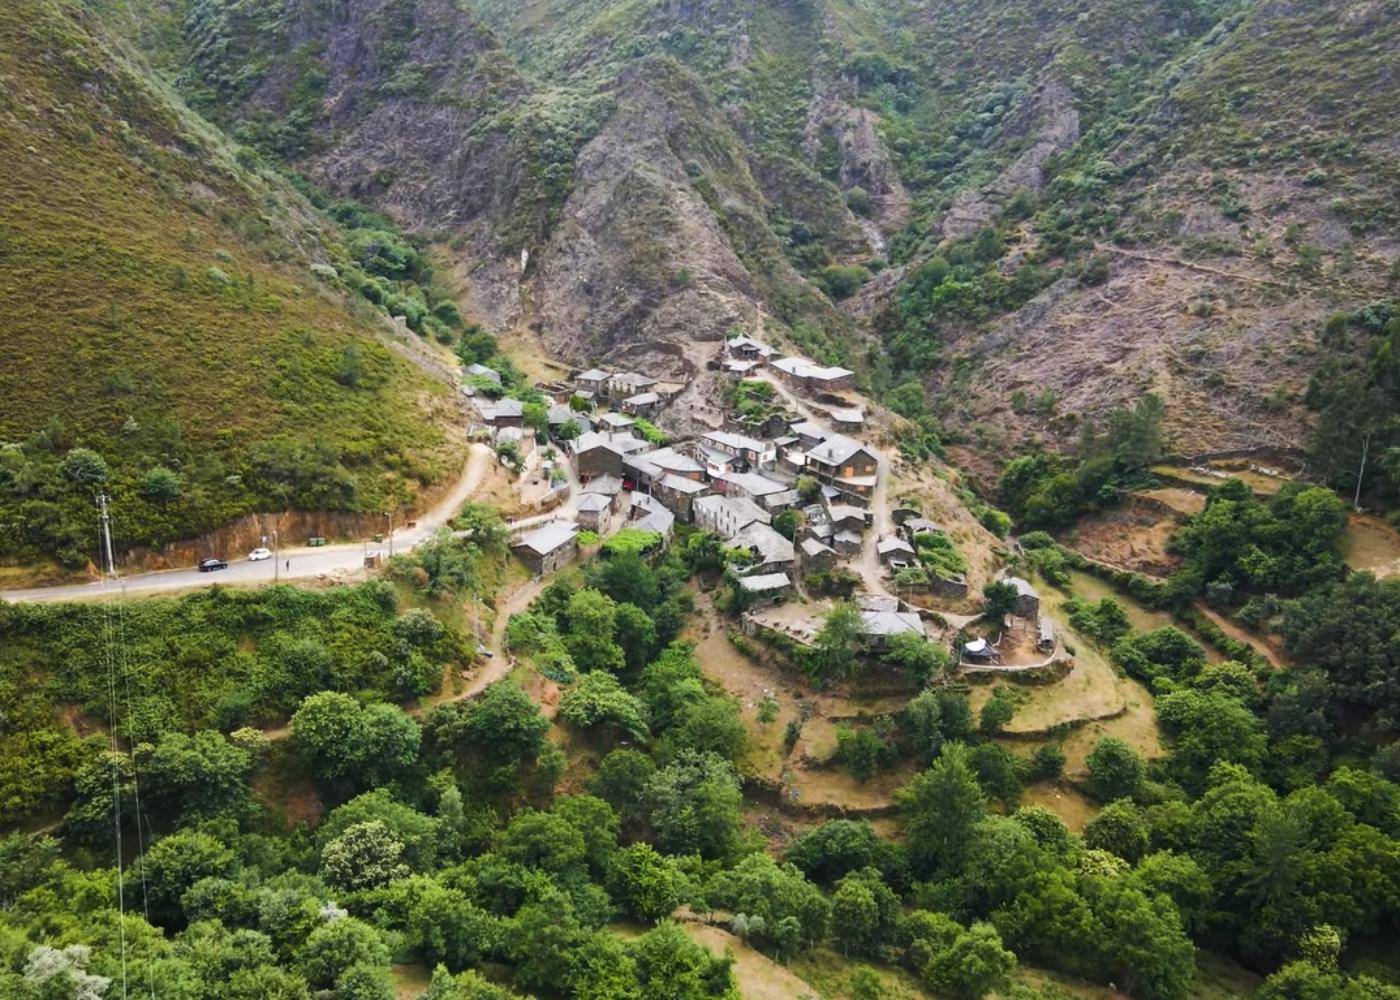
xmin=1342 ymin=511 xmax=1400 ymax=579
xmin=1062 ymin=501 xmax=1181 ymax=578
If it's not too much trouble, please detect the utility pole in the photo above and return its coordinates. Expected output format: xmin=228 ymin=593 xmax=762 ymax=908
xmin=386 ymin=511 xmax=395 ymax=558
xmin=273 ymin=527 xmax=280 ymax=583
xmin=1354 ymin=430 xmax=1372 ymax=512
xmin=97 ymin=493 xmax=116 ymax=580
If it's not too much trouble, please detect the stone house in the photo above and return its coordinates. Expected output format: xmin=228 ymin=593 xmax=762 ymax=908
xmin=512 ymin=522 xmax=578 ymax=576
xmin=576 ymin=493 xmax=613 ymax=533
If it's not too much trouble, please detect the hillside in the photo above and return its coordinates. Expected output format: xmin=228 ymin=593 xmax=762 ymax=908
xmin=135 ymin=0 xmax=1399 ymax=472
xmin=0 ymin=0 xmax=466 ymax=573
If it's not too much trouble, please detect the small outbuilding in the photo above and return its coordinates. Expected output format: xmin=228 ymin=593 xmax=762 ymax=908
xmin=1005 ymin=576 xmax=1041 ymax=618
xmin=576 ymin=493 xmax=613 ymax=533
xmin=798 ymin=536 xmax=837 ymax=570
xmin=737 ymin=572 xmax=793 ymax=607
xmin=512 ymin=522 xmax=578 ymax=576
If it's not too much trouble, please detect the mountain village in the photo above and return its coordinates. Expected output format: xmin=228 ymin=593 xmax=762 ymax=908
xmin=463 ymin=334 xmax=1065 ymax=679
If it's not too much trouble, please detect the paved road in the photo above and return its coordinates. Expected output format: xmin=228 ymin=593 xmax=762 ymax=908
xmin=2 ymin=444 xmax=499 ymax=604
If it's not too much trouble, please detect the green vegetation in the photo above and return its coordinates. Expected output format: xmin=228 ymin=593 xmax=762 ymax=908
xmin=5 ymin=519 xmax=1400 ymax=1000
xmin=0 ymin=0 xmax=461 ymax=568
xmin=1167 ymin=479 xmax=1347 ymax=601
xmin=0 ymin=581 xmax=471 ymax=825
xmin=997 ymin=395 xmax=1164 ymax=531
xmin=1304 ymin=303 xmax=1400 ymax=505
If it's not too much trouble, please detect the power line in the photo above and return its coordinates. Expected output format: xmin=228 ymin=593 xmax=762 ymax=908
xmin=96 ymin=494 xmax=129 ymax=1000
xmin=108 ymin=531 xmax=158 ymax=998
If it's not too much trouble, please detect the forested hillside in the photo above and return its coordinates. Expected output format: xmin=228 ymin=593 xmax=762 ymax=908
xmin=0 ymin=0 xmax=465 ymax=572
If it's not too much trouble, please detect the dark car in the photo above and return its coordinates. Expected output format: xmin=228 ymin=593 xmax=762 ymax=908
xmin=198 ymin=558 xmax=229 ymax=572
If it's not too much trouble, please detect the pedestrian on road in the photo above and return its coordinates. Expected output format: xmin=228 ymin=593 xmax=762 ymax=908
xmin=285 ymin=559 xmax=290 ymax=572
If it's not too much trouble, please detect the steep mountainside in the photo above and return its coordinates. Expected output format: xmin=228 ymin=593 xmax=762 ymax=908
xmin=121 ymin=0 xmax=1399 ymax=462
xmin=0 ymin=0 xmax=464 ymax=571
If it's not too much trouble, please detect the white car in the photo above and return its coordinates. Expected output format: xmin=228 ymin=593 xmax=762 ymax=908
xmin=248 ymin=547 xmax=272 ymax=561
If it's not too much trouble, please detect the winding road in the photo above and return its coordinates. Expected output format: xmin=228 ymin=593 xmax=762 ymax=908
xmin=2 ymin=444 xmax=499 ymax=604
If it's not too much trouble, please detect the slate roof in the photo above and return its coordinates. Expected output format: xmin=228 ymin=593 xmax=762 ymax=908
xmin=515 ymin=522 xmax=577 ymax=555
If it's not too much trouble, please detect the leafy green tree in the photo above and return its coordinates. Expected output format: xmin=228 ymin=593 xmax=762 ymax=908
xmin=590 ymin=749 xmax=657 ymax=824
xmin=139 ymin=466 xmax=184 ymax=502
xmin=836 ymin=724 xmax=895 ymax=782
xmin=59 ymin=447 xmax=109 ymax=486
xmin=883 ymin=631 xmax=950 ymax=684
xmin=638 ymin=642 xmax=706 ymax=731
xmin=608 ymin=843 xmax=687 ymax=922
xmin=785 ymin=820 xmax=891 ymax=885
xmin=643 ymin=752 xmax=743 ymax=860
xmin=320 ymin=821 xmax=410 ymax=891
xmin=772 ymin=510 xmax=802 ymax=540
xmin=298 ymin=918 xmax=389 ymax=992
xmin=429 ymin=681 xmax=549 ymax=771
xmin=522 ymin=401 xmax=549 ymax=434
xmin=564 ymin=589 xmax=626 ymax=674
xmin=1112 ymin=628 xmax=1208 ymax=685
xmin=1129 ymin=852 xmax=1214 ymax=938
xmin=807 ymin=602 xmax=868 ymax=681
xmin=456 ymin=327 xmax=498 ymax=366
xmin=379 ymin=877 xmax=498 ymax=969
xmin=706 ymin=854 xmax=830 ymax=958
xmin=830 ymin=868 xmax=900 ymax=957
xmin=682 ymin=531 xmax=726 ymax=577
xmin=901 ymin=689 xmax=973 ymax=763
xmin=630 ymin=921 xmax=738 ymax=1000
xmin=1010 ymin=806 xmax=1076 ymax=861
xmin=318 ymin=789 xmax=441 ymax=870
xmin=1084 ymin=800 xmax=1149 ymax=863
xmin=921 ymin=921 xmax=1017 ymax=1000
xmin=290 ymin=693 xmax=420 ymax=789
xmin=1089 ymin=882 xmax=1195 ymax=1000
xmin=1157 ymin=690 xmax=1266 ymax=793
xmin=289 ymin=692 xmax=363 ymax=781
xmin=1280 ymin=572 xmax=1400 ymax=737
xmin=560 ymin=671 xmax=649 ymax=739
xmin=143 ymin=829 xmax=237 ymax=925
xmin=565 ymin=932 xmax=640 ymax=999
xmin=422 ymin=966 xmax=526 ymax=1000
xmin=399 ymin=529 xmax=485 ymax=598
xmin=897 ymin=743 xmax=985 ymax=878
xmin=614 ymin=602 xmax=658 ymax=672
xmin=1029 ymin=743 xmax=1065 ymax=781
xmin=979 ymin=686 xmax=1017 ymax=735
xmin=226 ymin=965 xmax=312 ymax=1000
xmin=982 ymin=581 xmax=1018 ymax=618
xmin=506 ymin=897 xmax=590 ymax=992
xmin=139 ymin=730 xmax=254 ymax=821
xmin=496 ymin=809 xmax=589 ymax=880
xmin=969 ymin=743 xmax=1023 ymax=809
xmin=663 ymin=696 xmax=747 ymax=763
xmin=1084 ymin=736 xmax=1144 ymax=802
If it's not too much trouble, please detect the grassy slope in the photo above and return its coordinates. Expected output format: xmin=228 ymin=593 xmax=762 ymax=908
xmin=0 ymin=0 xmax=462 ymax=566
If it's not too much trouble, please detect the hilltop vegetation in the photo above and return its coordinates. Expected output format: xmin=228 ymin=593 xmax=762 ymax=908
xmin=0 ymin=0 xmax=464 ymax=569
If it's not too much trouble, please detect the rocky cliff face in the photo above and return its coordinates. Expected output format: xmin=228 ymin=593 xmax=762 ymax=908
xmin=154 ymin=0 xmax=1400 ymax=463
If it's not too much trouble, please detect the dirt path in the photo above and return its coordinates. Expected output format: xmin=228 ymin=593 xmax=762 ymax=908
xmin=1096 ymin=242 xmax=1288 ymax=289
xmin=1193 ymin=602 xmax=1286 ymax=669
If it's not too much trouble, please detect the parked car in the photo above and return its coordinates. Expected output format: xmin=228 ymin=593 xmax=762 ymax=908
xmin=198 ymin=558 xmax=228 ymax=572
xmin=248 ymin=547 xmax=272 ymax=561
